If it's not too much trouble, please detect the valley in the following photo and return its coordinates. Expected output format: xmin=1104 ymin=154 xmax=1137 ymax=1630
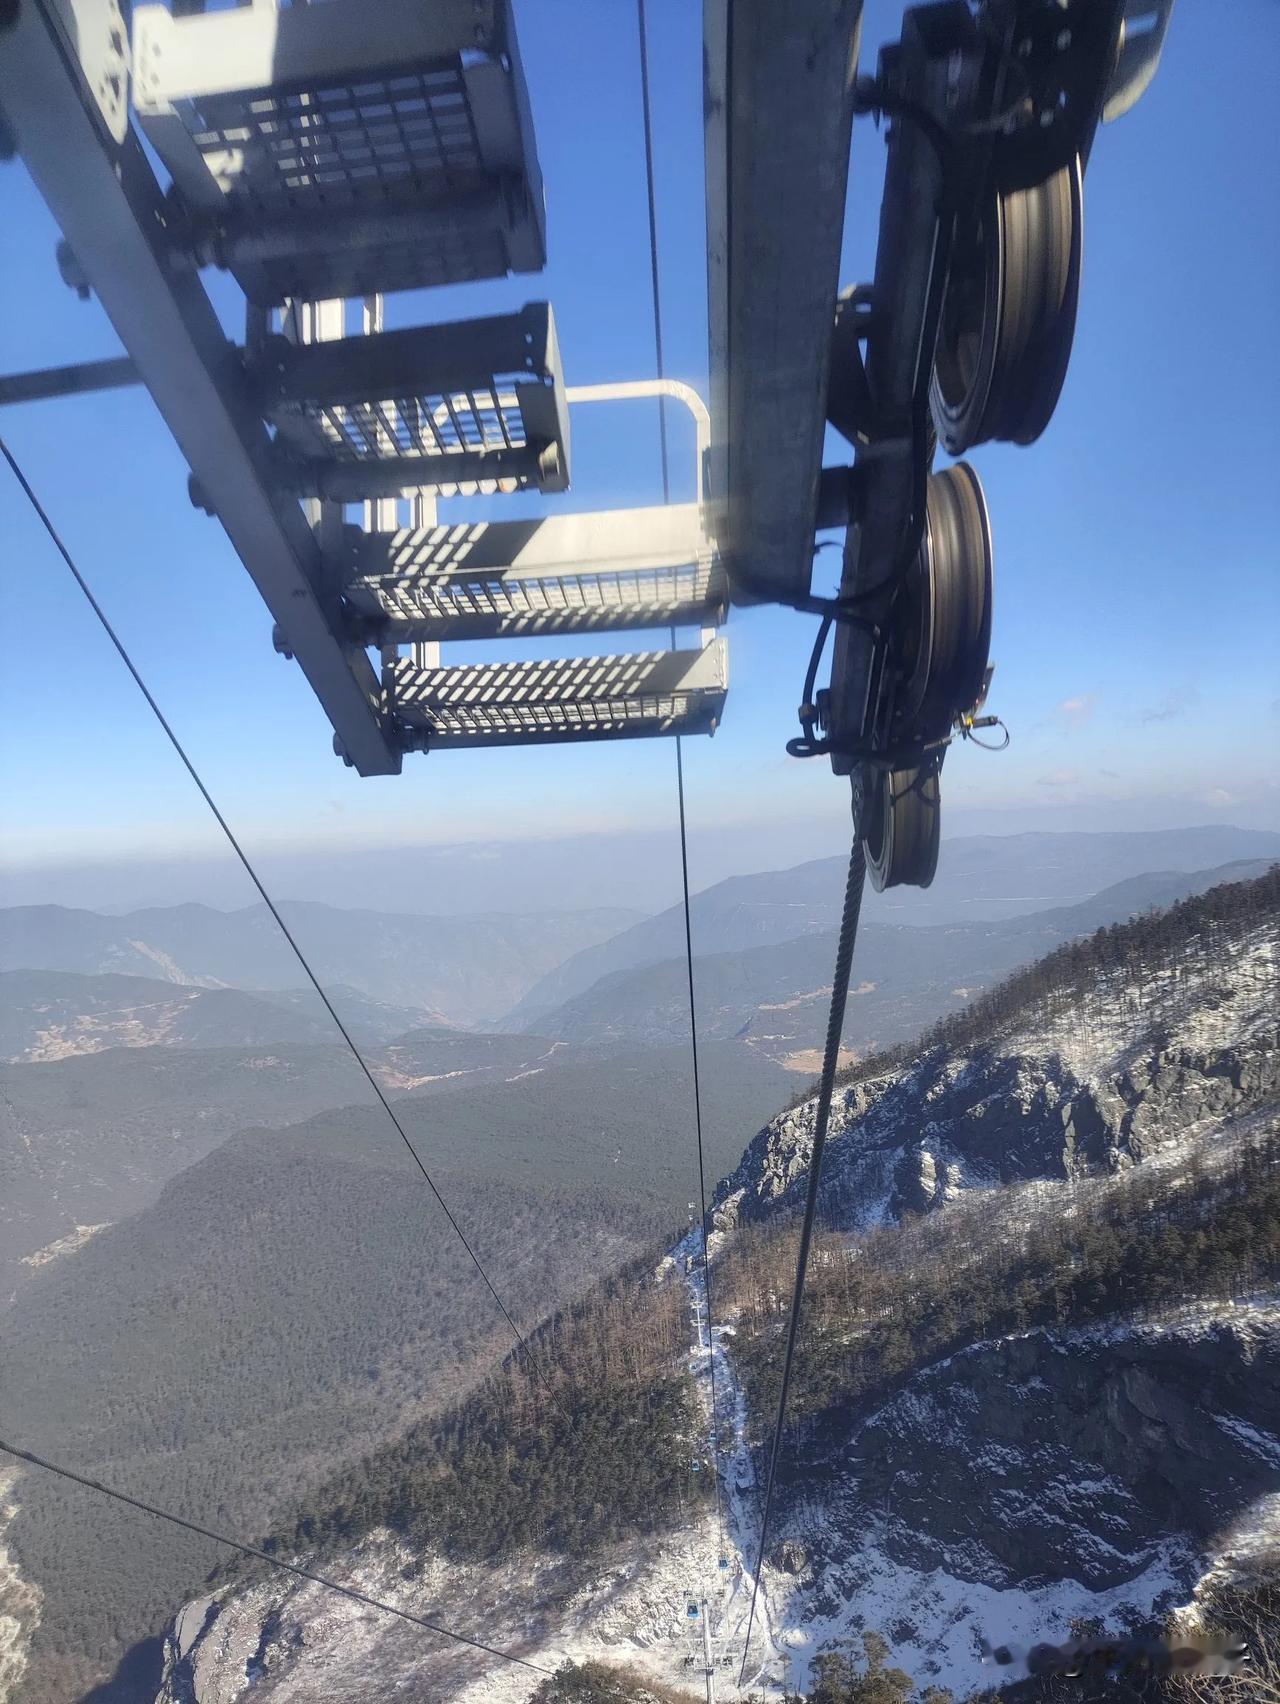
xmin=0 ymin=835 xmax=1276 ymax=1703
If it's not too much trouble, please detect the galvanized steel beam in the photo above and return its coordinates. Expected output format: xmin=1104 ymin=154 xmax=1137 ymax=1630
xmin=0 ymin=0 xmax=399 ymax=775
xmin=704 ymin=0 xmax=863 ymax=607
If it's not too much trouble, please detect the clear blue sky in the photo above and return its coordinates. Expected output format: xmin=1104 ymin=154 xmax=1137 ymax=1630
xmin=1 ymin=0 xmax=1277 ymax=913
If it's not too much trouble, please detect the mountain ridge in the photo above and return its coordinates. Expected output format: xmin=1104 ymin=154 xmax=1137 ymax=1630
xmin=519 ymin=859 xmax=1276 ymax=1068
xmin=0 ymin=901 xmax=645 ymax=1027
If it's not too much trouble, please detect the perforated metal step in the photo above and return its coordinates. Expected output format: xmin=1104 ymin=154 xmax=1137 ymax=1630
xmin=262 ymin=305 xmax=568 ymax=499
xmin=343 ymin=504 xmax=723 ymax=640
xmin=386 ymin=643 xmax=728 ymax=749
xmin=132 ymin=0 xmax=544 ymax=304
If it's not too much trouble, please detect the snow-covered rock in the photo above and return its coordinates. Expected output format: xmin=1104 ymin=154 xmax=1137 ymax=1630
xmin=0 ymin=1469 xmax=42 ymax=1703
xmin=714 ymin=918 xmax=1278 ymax=1233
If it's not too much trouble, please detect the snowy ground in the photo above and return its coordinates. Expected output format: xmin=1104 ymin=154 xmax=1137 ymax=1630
xmin=145 ymin=1236 xmax=1280 ymax=1702
xmin=0 ymin=1468 xmax=41 ymax=1704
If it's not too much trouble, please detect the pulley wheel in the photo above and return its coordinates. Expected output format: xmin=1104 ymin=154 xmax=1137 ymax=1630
xmin=895 ymin=462 xmax=994 ymax=743
xmin=930 ymin=156 xmax=1084 ymax=453
xmin=859 ymin=762 xmax=941 ymax=892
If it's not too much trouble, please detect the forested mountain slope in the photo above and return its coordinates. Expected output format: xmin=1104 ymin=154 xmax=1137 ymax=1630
xmin=126 ymin=873 xmax=1280 ymax=1704
xmin=0 ymin=1032 xmax=789 ymax=1698
xmin=2 ymin=1028 xmax=775 ymax=1293
xmin=0 ymin=1157 xmax=680 ymax=1703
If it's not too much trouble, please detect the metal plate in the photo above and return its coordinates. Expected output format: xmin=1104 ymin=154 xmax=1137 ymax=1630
xmin=132 ymin=0 xmax=544 ymax=301
xmin=387 ymin=644 xmax=728 ymax=748
xmin=345 ymin=505 xmax=721 ymax=639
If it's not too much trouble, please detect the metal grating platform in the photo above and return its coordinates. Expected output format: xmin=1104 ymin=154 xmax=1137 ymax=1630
xmin=343 ymin=505 xmax=723 ymax=639
xmin=132 ymin=0 xmax=545 ymax=303
xmin=262 ymin=306 xmax=569 ymax=499
xmin=386 ymin=643 xmax=728 ymax=749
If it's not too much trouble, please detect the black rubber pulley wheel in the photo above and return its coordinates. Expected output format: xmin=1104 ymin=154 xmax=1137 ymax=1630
xmin=930 ymin=156 xmax=1084 ymax=453
xmin=895 ymin=461 xmax=994 ymax=745
xmin=859 ymin=762 xmax=941 ymax=892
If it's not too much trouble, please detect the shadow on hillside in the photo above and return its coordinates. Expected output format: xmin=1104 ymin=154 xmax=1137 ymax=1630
xmin=78 ymin=1636 xmax=164 ymax=1703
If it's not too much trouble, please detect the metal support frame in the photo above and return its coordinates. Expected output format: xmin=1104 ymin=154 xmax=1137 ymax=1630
xmin=43 ymin=0 xmax=131 ymax=144
xmin=366 ymin=378 xmax=724 ymax=747
xmin=347 ymin=378 xmax=717 ymax=641
xmin=260 ymin=303 xmax=571 ymax=502
xmin=131 ymin=0 xmax=545 ymax=303
xmin=703 ymin=0 xmax=863 ymax=607
xmin=0 ymin=0 xmax=400 ymax=775
xmin=0 ymin=356 xmax=141 ymax=408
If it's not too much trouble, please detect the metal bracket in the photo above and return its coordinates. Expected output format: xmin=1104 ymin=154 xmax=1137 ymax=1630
xmin=827 ymin=286 xmax=879 ymax=449
xmin=45 ymin=0 xmax=130 ymax=145
xmin=976 ymin=0 xmax=1127 ymax=190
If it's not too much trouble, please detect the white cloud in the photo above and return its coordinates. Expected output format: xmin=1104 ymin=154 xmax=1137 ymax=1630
xmin=1037 ymin=768 xmax=1081 ymax=788
xmin=1139 ymin=684 xmax=1201 ymax=724
xmin=1054 ymin=695 xmax=1097 ymax=728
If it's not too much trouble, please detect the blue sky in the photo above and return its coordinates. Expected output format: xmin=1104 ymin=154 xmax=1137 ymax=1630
xmin=1 ymin=0 xmax=1277 ymax=913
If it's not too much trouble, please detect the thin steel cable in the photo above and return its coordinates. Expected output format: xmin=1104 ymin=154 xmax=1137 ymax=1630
xmin=738 ymin=841 xmax=867 ymax=1686
xmin=636 ymin=0 xmax=671 ymax=503
xmin=636 ymin=0 xmax=727 ymax=1568
xmin=0 ymin=1437 xmax=554 ymax=1676
xmin=0 ymin=435 xmax=563 ymax=1420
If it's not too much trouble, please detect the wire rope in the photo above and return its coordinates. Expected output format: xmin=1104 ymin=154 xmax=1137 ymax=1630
xmin=0 ymin=1437 xmax=554 ymax=1676
xmin=738 ymin=840 xmax=867 ymax=1685
xmin=636 ymin=0 xmax=727 ymax=1575
xmin=0 ymin=435 xmax=565 ymax=1421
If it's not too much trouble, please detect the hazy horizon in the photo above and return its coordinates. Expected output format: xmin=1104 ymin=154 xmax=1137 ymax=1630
xmin=3 ymin=819 xmax=1277 ymax=919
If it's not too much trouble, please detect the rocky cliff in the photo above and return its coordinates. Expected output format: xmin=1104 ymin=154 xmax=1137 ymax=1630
xmin=145 ymin=1299 xmax=1280 ymax=1704
xmin=714 ymin=892 xmax=1277 ymax=1232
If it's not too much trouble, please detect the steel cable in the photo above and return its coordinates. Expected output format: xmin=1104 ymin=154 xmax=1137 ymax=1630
xmin=636 ymin=0 xmax=728 ymax=1570
xmin=738 ymin=838 xmax=867 ymax=1685
xmin=0 ymin=434 xmax=565 ymax=1422
xmin=0 ymin=1437 xmax=555 ymax=1676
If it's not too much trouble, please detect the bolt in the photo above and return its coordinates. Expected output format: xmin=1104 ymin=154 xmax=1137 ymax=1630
xmin=56 ymin=240 xmax=91 ymax=301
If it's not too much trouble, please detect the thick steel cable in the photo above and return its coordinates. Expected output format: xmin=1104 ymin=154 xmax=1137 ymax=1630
xmin=0 ymin=1438 xmax=554 ymax=1676
xmin=636 ymin=0 xmax=727 ymax=1567
xmin=0 ymin=435 xmax=564 ymax=1420
xmin=738 ymin=840 xmax=867 ymax=1686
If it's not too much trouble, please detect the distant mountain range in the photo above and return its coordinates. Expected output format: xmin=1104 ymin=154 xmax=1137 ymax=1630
xmin=515 ymin=859 xmax=1278 ymax=1068
xmin=0 ymin=899 xmax=644 ymax=1027
xmin=504 ymin=825 xmax=1280 ymax=1024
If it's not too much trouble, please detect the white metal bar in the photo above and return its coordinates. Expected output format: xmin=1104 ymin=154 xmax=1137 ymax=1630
xmin=564 ymin=380 xmax=711 ymax=504
xmin=360 ymin=296 xmax=399 ymax=536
